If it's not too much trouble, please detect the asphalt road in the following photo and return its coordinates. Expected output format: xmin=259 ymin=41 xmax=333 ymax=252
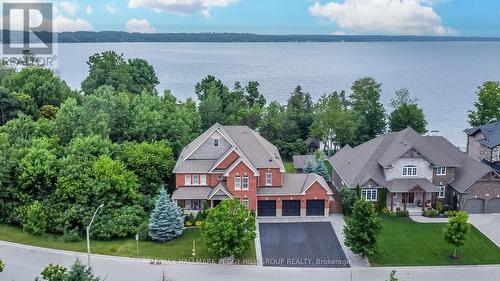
xmin=1 ymin=240 xmax=500 ymax=281
xmin=259 ymin=222 xmax=349 ymax=268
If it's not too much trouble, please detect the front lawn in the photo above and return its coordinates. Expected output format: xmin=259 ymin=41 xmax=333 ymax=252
xmin=370 ymin=216 xmax=500 ymax=266
xmin=0 ymin=224 xmax=256 ymax=263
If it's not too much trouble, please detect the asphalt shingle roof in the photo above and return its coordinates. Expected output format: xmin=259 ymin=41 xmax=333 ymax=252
xmin=257 ymin=173 xmax=332 ymax=196
xmin=172 ymin=187 xmax=212 ymax=200
xmin=464 ymin=121 xmax=500 ymax=148
xmin=329 ymin=127 xmax=494 ymax=193
xmin=292 ymin=155 xmax=316 ymax=170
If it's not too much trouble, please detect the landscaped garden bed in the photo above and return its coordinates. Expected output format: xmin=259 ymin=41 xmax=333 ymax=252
xmin=370 ymin=215 xmax=500 ymax=266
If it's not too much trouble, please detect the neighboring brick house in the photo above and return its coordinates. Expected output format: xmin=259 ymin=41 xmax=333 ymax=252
xmin=329 ymin=128 xmax=500 ymax=214
xmin=172 ymin=123 xmax=339 ymax=217
xmin=465 ymin=121 xmax=500 ymax=173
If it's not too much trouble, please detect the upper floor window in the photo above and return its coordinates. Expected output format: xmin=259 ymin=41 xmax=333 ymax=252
xmin=242 ymin=176 xmax=249 ymax=191
xmin=185 ymin=175 xmax=191 ymax=186
xmin=436 ymin=167 xmax=447 ymax=176
xmin=200 ymin=175 xmax=207 ymax=186
xmin=402 ymin=165 xmax=417 ymax=176
xmin=438 ymin=182 xmax=445 ymax=198
xmin=234 ymin=176 xmax=241 ymax=190
xmin=265 ymin=172 xmax=272 ymax=186
xmin=361 ymin=188 xmax=378 ymax=201
xmin=192 ymin=175 xmax=199 ymax=185
xmin=213 ymin=138 xmax=219 ymax=147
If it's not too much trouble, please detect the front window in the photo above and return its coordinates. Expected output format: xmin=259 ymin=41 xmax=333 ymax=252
xmin=438 ymin=182 xmax=445 ymax=198
xmin=265 ymin=172 xmax=272 ymax=186
xmin=436 ymin=167 xmax=447 ymax=176
xmin=234 ymin=176 xmax=241 ymax=190
xmin=185 ymin=175 xmax=191 ymax=186
xmin=242 ymin=198 xmax=249 ymax=208
xmin=200 ymin=175 xmax=207 ymax=186
xmin=242 ymin=176 xmax=249 ymax=191
xmin=402 ymin=165 xmax=418 ymax=176
xmin=213 ymin=138 xmax=219 ymax=147
xmin=193 ymin=175 xmax=199 ymax=185
xmin=361 ymin=188 xmax=378 ymax=201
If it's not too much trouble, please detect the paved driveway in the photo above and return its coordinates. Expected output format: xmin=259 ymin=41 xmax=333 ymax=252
xmin=258 ymin=222 xmax=349 ymax=268
xmin=469 ymin=214 xmax=500 ymax=247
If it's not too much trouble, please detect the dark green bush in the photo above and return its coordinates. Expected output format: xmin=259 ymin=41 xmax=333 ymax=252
xmin=63 ymin=228 xmax=82 ymax=242
xmin=423 ymin=209 xmax=438 ymax=217
xmin=395 ymin=210 xmax=409 ymax=217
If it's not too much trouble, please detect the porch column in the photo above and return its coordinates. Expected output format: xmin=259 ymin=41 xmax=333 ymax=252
xmin=390 ymin=192 xmax=394 ymax=212
xmin=422 ymin=192 xmax=426 ymax=211
xmin=403 ymin=193 xmax=407 ymax=211
xmin=210 ymin=200 xmax=214 ymax=208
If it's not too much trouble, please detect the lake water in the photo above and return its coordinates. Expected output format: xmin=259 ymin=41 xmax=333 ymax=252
xmin=55 ymin=42 xmax=500 ymax=149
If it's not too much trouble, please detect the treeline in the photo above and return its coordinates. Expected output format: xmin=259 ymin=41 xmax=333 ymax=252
xmin=0 ymin=50 xmax=496 ymax=241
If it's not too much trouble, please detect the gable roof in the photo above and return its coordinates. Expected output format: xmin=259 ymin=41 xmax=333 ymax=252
xmin=329 ymin=127 xmax=494 ymax=193
xmin=174 ymin=123 xmax=285 ymax=173
xmin=464 ymin=121 xmax=500 ymax=148
xmin=256 ymin=173 xmax=332 ymax=196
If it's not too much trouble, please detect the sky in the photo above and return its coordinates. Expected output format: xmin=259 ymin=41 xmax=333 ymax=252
xmin=4 ymin=0 xmax=500 ymax=37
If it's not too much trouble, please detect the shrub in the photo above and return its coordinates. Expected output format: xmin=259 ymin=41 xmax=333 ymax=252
xmin=340 ymin=187 xmax=359 ymax=215
xmin=344 ymin=200 xmax=382 ymax=257
xmin=195 ymin=221 xmax=203 ymax=227
xmin=136 ymin=221 xmax=149 ymax=241
xmin=381 ymin=207 xmax=390 ymax=215
xmin=436 ymin=201 xmax=444 ymax=213
xmin=0 ymin=259 xmax=4 ymax=272
xmin=187 ymin=213 xmax=195 ymax=224
xmin=186 ymin=221 xmax=193 ymax=227
xmin=195 ymin=210 xmax=204 ymax=222
xmin=423 ymin=209 xmax=438 ymax=217
xmin=395 ymin=210 xmax=409 ymax=217
xmin=63 ymin=228 xmax=82 ymax=242
xmin=377 ymin=188 xmax=387 ymax=212
xmin=23 ymin=201 xmax=46 ymax=235
xmin=41 ymin=264 xmax=67 ymax=281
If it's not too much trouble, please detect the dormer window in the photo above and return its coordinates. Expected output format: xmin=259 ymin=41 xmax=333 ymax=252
xmin=436 ymin=167 xmax=447 ymax=176
xmin=402 ymin=165 xmax=417 ymax=176
xmin=213 ymin=138 xmax=219 ymax=147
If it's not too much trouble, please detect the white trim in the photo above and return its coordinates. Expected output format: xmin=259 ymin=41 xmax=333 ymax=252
xmin=200 ymin=175 xmax=207 ymax=186
xmin=223 ymin=158 xmax=259 ymax=177
xmin=234 ymin=176 xmax=241 ymax=190
xmin=361 ymin=188 xmax=378 ymax=201
xmin=402 ymin=165 xmax=418 ymax=176
xmin=265 ymin=172 xmax=272 ymax=186
xmin=208 ymin=184 xmax=234 ymax=199
xmin=301 ymin=179 xmax=333 ymax=195
xmin=242 ymin=176 xmax=249 ymax=191
xmin=438 ymin=182 xmax=445 ymax=198
xmin=192 ymin=175 xmax=200 ymax=185
xmin=209 ymin=147 xmax=241 ymax=172
xmin=183 ymin=127 xmax=235 ymax=161
xmin=184 ymin=175 xmax=191 ymax=186
xmin=436 ymin=166 xmax=447 ymax=176
xmin=213 ymin=138 xmax=219 ymax=147
xmin=242 ymin=198 xmax=249 ymax=208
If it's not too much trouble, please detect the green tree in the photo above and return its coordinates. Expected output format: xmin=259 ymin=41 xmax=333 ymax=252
xmin=148 ymin=190 xmax=185 ymax=242
xmin=350 ymin=77 xmax=386 ymax=143
xmin=389 ymin=89 xmax=427 ymax=133
xmin=127 ymin=58 xmax=160 ymax=94
xmin=201 ymin=199 xmax=256 ymax=258
xmin=259 ymin=101 xmax=285 ymax=144
xmin=313 ymin=160 xmax=332 ymax=182
xmin=303 ymin=160 xmax=315 ymax=173
xmin=41 ymin=264 xmax=68 ymax=281
xmin=468 ymin=81 xmax=500 ymax=126
xmin=23 ymin=201 xmax=47 ymax=235
xmin=443 ymin=211 xmax=470 ymax=258
xmin=285 ymin=85 xmax=314 ymax=141
xmin=0 ymin=259 xmax=4 ymax=272
xmin=0 ymin=87 xmax=18 ymax=125
xmin=339 ymin=187 xmax=359 ymax=216
xmin=198 ymin=87 xmax=223 ymax=130
xmin=344 ymin=200 xmax=382 ymax=257
xmin=65 ymin=260 xmax=100 ymax=281
xmin=3 ymin=67 xmax=74 ymax=109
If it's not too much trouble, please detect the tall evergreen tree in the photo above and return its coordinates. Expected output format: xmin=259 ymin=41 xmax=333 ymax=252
xmin=344 ymin=200 xmax=382 ymax=257
xmin=313 ymin=160 xmax=331 ymax=182
xmin=148 ymin=190 xmax=185 ymax=242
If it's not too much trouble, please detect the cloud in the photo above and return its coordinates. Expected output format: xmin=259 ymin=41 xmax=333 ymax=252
xmin=105 ymin=3 xmax=117 ymax=14
xmin=309 ymin=0 xmax=453 ymax=35
xmin=128 ymin=0 xmax=237 ymax=17
xmin=86 ymin=4 xmax=93 ymax=15
xmin=59 ymin=1 xmax=77 ymax=16
xmin=126 ymin=18 xmax=156 ymax=33
xmin=53 ymin=15 xmax=93 ymax=32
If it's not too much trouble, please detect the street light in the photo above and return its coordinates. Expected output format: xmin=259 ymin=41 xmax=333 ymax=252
xmin=86 ymin=203 xmax=104 ymax=267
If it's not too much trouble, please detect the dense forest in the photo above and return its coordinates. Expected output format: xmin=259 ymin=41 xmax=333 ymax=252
xmin=0 ymin=50 xmax=497 ymax=241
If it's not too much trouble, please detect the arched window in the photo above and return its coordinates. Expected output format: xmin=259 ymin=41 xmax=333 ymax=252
xmin=402 ymin=165 xmax=418 ymax=176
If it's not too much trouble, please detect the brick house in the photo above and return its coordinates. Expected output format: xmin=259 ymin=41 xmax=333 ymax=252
xmin=172 ymin=123 xmax=340 ymax=217
xmin=465 ymin=121 xmax=500 ymax=173
xmin=329 ymin=128 xmax=500 ymax=214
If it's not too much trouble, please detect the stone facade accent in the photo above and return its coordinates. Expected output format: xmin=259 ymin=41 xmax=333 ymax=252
xmin=459 ymin=176 xmax=500 ymax=212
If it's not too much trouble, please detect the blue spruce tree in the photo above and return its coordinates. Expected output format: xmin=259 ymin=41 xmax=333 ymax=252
xmin=313 ymin=160 xmax=332 ymax=182
xmin=148 ymin=190 xmax=185 ymax=242
xmin=303 ymin=160 xmax=315 ymax=173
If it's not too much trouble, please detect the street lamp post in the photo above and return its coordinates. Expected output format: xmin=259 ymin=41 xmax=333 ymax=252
xmin=86 ymin=203 xmax=104 ymax=267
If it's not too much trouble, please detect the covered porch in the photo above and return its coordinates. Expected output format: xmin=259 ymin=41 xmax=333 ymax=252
xmin=171 ymin=182 xmax=233 ymax=214
xmin=386 ymin=179 xmax=440 ymax=213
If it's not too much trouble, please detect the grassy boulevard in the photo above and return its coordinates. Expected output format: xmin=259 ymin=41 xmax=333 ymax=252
xmin=0 ymin=225 xmax=256 ymax=264
xmin=371 ymin=216 xmax=500 ymax=266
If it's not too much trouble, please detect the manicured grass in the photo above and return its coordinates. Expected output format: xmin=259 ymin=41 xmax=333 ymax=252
xmin=0 ymin=224 xmax=256 ymax=263
xmin=370 ymin=216 xmax=500 ymax=266
xmin=283 ymin=160 xmax=295 ymax=174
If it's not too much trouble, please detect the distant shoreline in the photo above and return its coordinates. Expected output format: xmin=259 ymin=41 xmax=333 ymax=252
xmin=2 ymin=30 xmax=500 ymax=43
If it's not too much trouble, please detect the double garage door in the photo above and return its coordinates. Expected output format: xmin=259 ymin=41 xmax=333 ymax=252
xmin=257 ymin=200 xmax=325 ymax=217
xmin=465 ymin=198 xmax=500 ymax=214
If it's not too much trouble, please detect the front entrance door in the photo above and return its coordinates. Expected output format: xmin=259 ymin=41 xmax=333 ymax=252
xmin=408 ymin=193 xmax=415 ymax=204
